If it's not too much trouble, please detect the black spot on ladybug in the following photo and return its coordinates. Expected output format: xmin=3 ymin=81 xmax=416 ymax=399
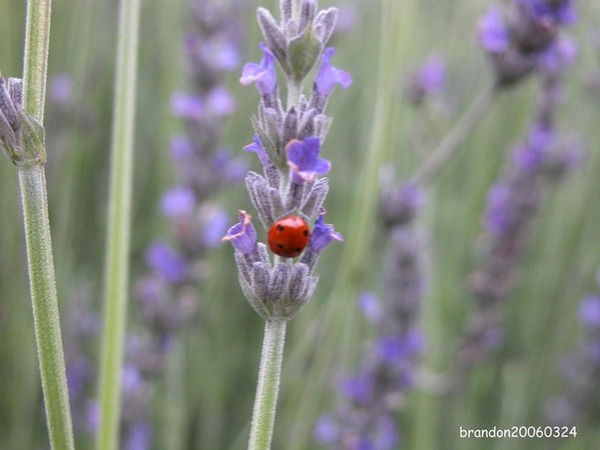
xmin=303 ymin=230 xmax=309 ymax=236
xmin=277 ymin=225 xmax=285 ymax=232
xmin=277 ymin=243 xmax=284 ymax=249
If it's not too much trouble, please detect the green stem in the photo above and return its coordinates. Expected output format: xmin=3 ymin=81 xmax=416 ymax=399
xmin=18 ymin=165 xmax=75 ymax=450
xmin=23 ymin=0 xmax=51 ymax=122
xmin=411 ymin=85 xmax=497 ymax=186
xmin=96 ymin=0 xmax=141 ymax=449
xmin=248 ymin=319 xmax=287 ymax=450
xmin=20 ymin=1 xmax=75 ymax=449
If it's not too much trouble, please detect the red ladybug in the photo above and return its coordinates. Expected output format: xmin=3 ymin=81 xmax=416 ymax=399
xmin=268 ymin=215 xmax=311 ymax=258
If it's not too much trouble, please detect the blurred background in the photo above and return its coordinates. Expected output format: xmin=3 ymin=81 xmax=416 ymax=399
xmin=1 ymin=0 xmax=600 ymax=449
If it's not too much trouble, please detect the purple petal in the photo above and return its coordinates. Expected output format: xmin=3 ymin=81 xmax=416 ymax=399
xmin=244 ymin=134 xmax=270 ymax=166
xmin=240 ymin=43 xmax=277 ymax=95
xmin=315 ymin=48 xmax=353 ymax=97
xmin=221 ymin=210 xmax=257 ymax=255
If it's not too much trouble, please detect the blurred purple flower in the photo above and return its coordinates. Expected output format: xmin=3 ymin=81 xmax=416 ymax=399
xmin=314 ymin=415 xmax=340 ymax=444
xmin=124 ymin=421 xmax=153 ymax=450
xmin=240 ymin=42 xmax=277 ymax=95
xmin=170 ymin=135 xmax=195 ymax=161
xmin=539 ymin=36 xmax=578 ymax=74
xmin=485 ymin=183 xmax=513 ymax=235
xmin=49 ymin=74 xmax=73 ymax=105
xmin=341 ymin=373 xmax=374 ymax=405
xmin=359 ymin=291 xmax=382 ymax=324
xmin=519 ymin=0 xmax=576 ymax=26
xmin=160 ymin=187 xmax=196 ymax=218
xmin=376 ymin=330 xmax=422 ymax=366
xmin=202 ymin=207 xmax=230 ymax=247
xmin=207 ymin=86 xmax=236 ymax=116
xmin=171 ymin=92 xmax=204 ymax=119
xmin=286 ymin=137 xmax=331 ymax=184
xmin=579 ymin=295 xmax=600 ymax=330
xmin=145 ymin=241 xmax=188 ymax=283
xmin=478 ymin=8 xmax=509 ymax=53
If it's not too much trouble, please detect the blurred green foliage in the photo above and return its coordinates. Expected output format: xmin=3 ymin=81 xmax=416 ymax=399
xmin=1 ymin=0 xmax=600 ymax=449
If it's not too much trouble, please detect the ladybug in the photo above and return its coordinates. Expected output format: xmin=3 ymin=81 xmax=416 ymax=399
xmin=267 ymin=215 xmax=311 ymax=258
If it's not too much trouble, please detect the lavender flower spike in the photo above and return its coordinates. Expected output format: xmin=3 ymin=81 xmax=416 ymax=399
xmin=225 ymin=1 xmax=350 ymax=447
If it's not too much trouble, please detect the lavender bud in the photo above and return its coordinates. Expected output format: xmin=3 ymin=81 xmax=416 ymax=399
xmin=287 ymin=27 xmax=323 ymax=84
xmin=300 ymin=177 xmax=329 ymax=218
xmin=282 ymin=106 xmax=299 ymax=146
xmin=252 ymin=261 xmax=272 ymax=302
xmin=0 ymin=77 xmax=20 ymax=131
xmin=298 ymin=0 xmax=318 ymax=36
xmin=257 ymin=8 xmax=288 ymax=70
xmin=246 ymin=171 xmax=276 ymax=228
xmin=269 ymin=186 xmax=285 ymax=221
xmin=288 ymin=263 xmax=310 ymax=301
xmin=280 ymin=0 xmax=292 ymax=25
xmin=314 ymin=8 xmax=339 ymax=46
xmin=269 ymin=263 xmax=292 ymax=302
xmin=264 ymin=163 xmax=282 ymax=189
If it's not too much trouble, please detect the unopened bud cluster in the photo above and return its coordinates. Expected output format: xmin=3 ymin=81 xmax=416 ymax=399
xmin=223 ymin=0 xmax=350 ymax=321
xmin=0 ymin=77 xmax=46 ymax=166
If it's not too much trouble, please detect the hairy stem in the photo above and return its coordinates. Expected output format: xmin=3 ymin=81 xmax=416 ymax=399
xmin=248 ymin=319 xmax=288 ymax=450
xmin=18 ymin=165 xmax=75 ymax=450
xmin=96 ymin=0 xmax=141 ymax=449
xmin=20 ymin=1 xmax=75 ymax=449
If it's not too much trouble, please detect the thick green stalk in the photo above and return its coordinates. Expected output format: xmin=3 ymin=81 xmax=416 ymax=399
xmin=96 ymin=0 xmax=141 ymax=449
xmin=18 ymin=1 xmax=75 ymax=449
xmin=23 ymin=0 xmax=51 ymax=122
xmin=18 ymin=165 xmax=75 ymax=450
xmin=248 ymin=319 xmax=287 ymax=450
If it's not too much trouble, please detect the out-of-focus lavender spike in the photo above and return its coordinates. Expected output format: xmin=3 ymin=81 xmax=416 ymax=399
xmin=315 ymin=182 xmax=427 ymax=448
xmin=404 ymin=56 xmax=447 ymax=107
xmin=115 ymin=0 xmax=248 ymax=446
xmin=478 ymin=0 xmax=576 ymax=87
xmin=455 ymin=33 xmax=581 ymax=381
xmin=545 ymin=281 xmax=600 ymax=427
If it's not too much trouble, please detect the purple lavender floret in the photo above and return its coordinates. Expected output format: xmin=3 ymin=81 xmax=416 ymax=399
xmin=314 ymin=48 xmax=353 ymax=97
xmin=309 ymin=210 xmax=343 ymax=252
xmin=221 ymin=210 xmax=258 ymax=255
xmin=240 ymin=42 xmax=278 ymax=96
xmin=244 ymin=134 xmax=270 ymax=167
xmin=286 ymin=137 xmax=331 ymax=184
